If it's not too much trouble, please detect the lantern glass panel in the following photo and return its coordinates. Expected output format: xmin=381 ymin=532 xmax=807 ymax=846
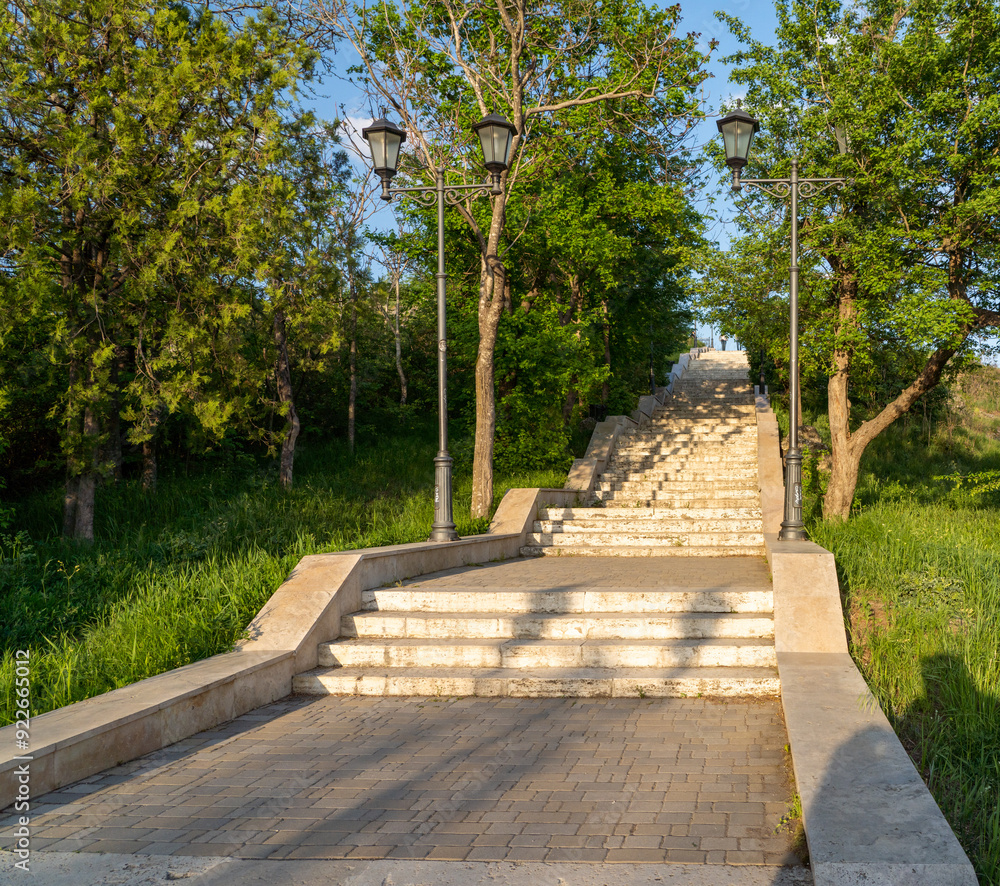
xmin=721 ymin=118 xmax=755 ymax=165
xmin=384 ymin=130 xmax=402 ymax=172
xmin=366 ymin=129 xmax=388 ymax=170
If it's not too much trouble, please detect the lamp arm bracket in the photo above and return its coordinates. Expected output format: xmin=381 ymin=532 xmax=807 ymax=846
xmin=739 ymin=176 xmax=850 ymax=200
xmin=738 ymin=179 xmax=792 ymax=198
xmin=796 ymin=178 xmax=851 ymax=198
xmin=387 ymin=179 xmax=500 ymax=207
xmin=385 ymin=187 xmax=437 ymax=207
xmin=443 ymin=181 xmax=497 ymax=205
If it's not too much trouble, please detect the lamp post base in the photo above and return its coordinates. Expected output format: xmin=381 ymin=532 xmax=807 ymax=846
xmin=429 ymin=453 xmax=459 ymax=542
xmin=778 ymin=446 xmax=808 ymax=541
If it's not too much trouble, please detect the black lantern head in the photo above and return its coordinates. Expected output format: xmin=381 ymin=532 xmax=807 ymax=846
xmin=471 ymin=113 xmax=515 ymax=190
xmin=716 ymin=105 xmax=760 ymax=171
xmin=362 ymin=118 xmax=406 ymax=198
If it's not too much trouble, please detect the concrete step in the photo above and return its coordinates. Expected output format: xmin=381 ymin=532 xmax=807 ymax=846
xmin=293 ymin=666 xmax=780 ymax=698
xmin=363 ymin=585 xmax=772 ymax=613
xmin=534 ymin=517 xmax=764 ymax=534
xmin=649 ymin=414 xmax=757 ymax=422
xmin=526 ymin=531 xmax=764 ymax=549
xmin=610 ymin=452 xmax=759 ymax=465
xmin=677 ymin=373 xmax=750 ymax=380
xmin=539 ymin=507 xmax=762 ymax=520
xmin=679 ymin=382 xmax=750 ymax=387
xmin=616 ymin=444 xmax=756 ymax=456
xmin=520 ymin=543 xmax=767 ymax=558
xmin=633 ymin=424 xmax=757 ymax=435
xmin=591 ymin=490 xmax=760 ymax=505
xmin=596 ymin=480 xmax=759 ymax=493
xmin=602 ymin=469 xmax=758 ymax=482
xmin=604 ymin=467 xmax=757 ymax=479
xmin=341 ymin=610 xmax=775 ymax=640
xmin=318 ymin=637 xmax=777 ymax=670
xmin=592 ymin=501 xmax=762 ymax=513
xmin=669 ymin=393 xmax=753 ymax=401
xmin=613 ymin=444 xmax=759 ymax=455
xmin=614 ymin=442 xmax=757 ymax=450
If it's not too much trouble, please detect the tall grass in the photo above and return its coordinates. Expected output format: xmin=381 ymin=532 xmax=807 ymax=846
xmin=0 ymin=426 xmax=565 ymax=727
xmin=801 ymin=372 xmax=1000 ymax=884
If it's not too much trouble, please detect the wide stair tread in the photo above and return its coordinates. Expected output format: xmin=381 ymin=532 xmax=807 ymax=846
xmin=318 ymin=637 xmax=776 ymax=669
xmin=342 ymin=609 xmax=774 ymax=639
xmin=293 ymin=665 xmax=780 ymax=698
xmin=363 ymin=585 xmax=772 ymax=613
xmin=520 ymin=543 xmax=766 ymax=558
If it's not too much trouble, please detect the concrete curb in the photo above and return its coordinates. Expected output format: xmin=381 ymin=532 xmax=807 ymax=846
xmin=755 ymin=401 xmax=978 ymax=885
xmin=0 ymin=487 xmax=581 ymax=811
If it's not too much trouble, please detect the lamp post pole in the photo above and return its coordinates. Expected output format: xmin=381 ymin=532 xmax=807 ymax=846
xmin=431 ymin=171 xmax=455 ymax=542
xmin=785 ymin=158 xmax=804 ymax=540
xmin=362 ymin=114 xmax=515 ymax=543
xmin=378 ymin=172 xmax=502 ymax=542
xmin=716 ymin=107 xmax=849 ymax=541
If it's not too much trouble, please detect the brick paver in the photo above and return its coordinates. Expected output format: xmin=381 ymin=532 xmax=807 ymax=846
xmin=0 ymin=694 xmax=800 ymax=864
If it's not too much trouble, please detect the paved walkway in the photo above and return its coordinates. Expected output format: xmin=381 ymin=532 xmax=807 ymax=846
xmin=1 ymin=558 xmax=807 ymax=883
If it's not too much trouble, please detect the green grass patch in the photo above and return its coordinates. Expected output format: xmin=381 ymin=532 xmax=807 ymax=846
xmin=804 ymin=377 xmax=1000 ymax=884
xmin=0 ymin=426 xmax=565 ymax=727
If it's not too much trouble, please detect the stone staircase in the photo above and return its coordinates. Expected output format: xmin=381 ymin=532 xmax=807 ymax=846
xmin=521 ymin=350 xmax=765 ymax=557
xmin=292 ymin=350 xmax=777 ymax=700
xmin=292 ymin=560 xmax=778 ymax=699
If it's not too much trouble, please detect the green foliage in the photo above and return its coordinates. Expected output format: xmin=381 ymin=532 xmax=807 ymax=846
xmin=0 ymin=0 xmax=323 ymax=533
xmin=328 ymin=0 xmax=710 ymax=513
xmin=934 ymin=469 xmax=1000 ymax=499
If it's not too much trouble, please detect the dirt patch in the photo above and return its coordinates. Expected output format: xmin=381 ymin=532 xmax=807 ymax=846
xmin=846 ymin=595 xmax=891 ymax=668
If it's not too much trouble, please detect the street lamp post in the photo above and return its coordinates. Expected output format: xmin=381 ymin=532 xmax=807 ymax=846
xmin=362 ymin=113 xmax=515 ymax=542
xmin=716 ymin=106 xmax=848 ymax=541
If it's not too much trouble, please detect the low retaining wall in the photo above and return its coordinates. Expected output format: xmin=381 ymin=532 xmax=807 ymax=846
xmin=755 ymin=399 xmax=978 ymax=885
xmin=0 ymin=487 xmax=582 ymax=810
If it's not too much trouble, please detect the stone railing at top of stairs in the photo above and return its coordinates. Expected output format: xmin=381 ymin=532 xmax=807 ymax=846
xmin=562 ymin=346 xmax=713 ymax=500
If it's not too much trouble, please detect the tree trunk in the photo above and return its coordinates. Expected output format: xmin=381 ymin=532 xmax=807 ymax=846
xmin=103 ymin=401 xmax=122 ymax=482
xmin=348 ymin=276 xmax=357 ymax=454
xmin=273 ymin=307 xmax=300 ymax=489
xmin=62 ymin=357 xmax=100 ymax=541
xmin=824 ymin=347 xmax=860 ymax=519
xmin=101 ymin=346 xmax=127 ymax=482
xmin=63 ymin=475 xmax=80 ymax=538
xmin=394 ymin=274 xmax=407 ymax=406
xmin=822 ymin=263 xmax=959 ymax=519
xmin=63 ymin=360 xmax=82 ymax=536
xmin=73 ymin=406 xmax=99 ymax=542
xmin=601 ymin=296 xmax=611 ymax=406
xmin=141 ymin=439 xmax=158 ymax=494
xmin=471 ymin=255 xmax=506 ymax=519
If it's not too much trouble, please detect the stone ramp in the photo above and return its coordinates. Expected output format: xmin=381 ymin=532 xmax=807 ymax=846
xmin=294 ymin=557 xmax=779 ymax=699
